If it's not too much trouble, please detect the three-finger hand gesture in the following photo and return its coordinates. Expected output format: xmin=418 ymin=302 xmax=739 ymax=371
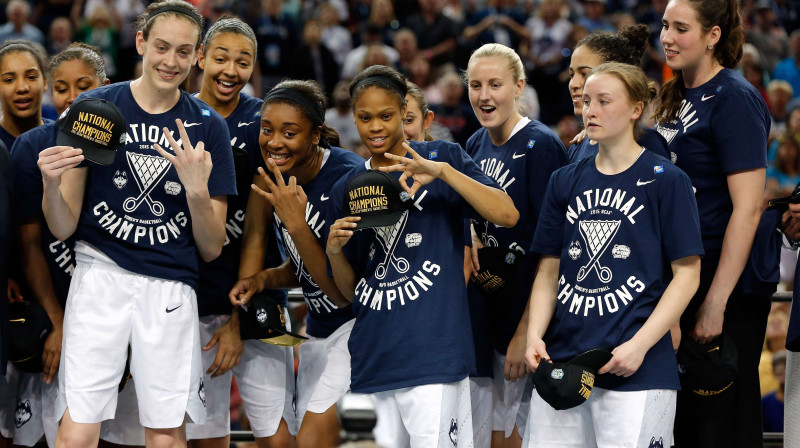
xmin=251 ymin=159 xmax=308 ymax=232
xmin=378 ymin=142 xmax=443 ymax=196
xmin=153 ymin=119 xmax=212 ymax=195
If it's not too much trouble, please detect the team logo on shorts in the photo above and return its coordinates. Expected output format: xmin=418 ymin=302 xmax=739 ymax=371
xmin=256 ymin=307 xmax=267 ymax=324
xmin=550 ymin=369 xmax=564 ymax=380
xmin=405 ymin=233 xmax=422 ymax=248
xmin=113 ymin=170 xmax=128 ymax=189
xmin=164 ymin=181 xmax=181 ymax=196
xmin=568 ymin=241 xmax=582 ymax=261
xmin=577 ymin=220 xmax=621 ymax=283
xmin=124 ymin=152 xmax=173 ymax=216
xmin=611 ymin=244 xmax=630 ymax=259
xmin=15 ymin=400 xmax=32 ymax=428
xmin=449 ymin=418 xmax=458 ymax=446
xmin=648 ymin=437 xmax=664 ymax=448
xmin=198 ymin=377 xmax=206 ymax=407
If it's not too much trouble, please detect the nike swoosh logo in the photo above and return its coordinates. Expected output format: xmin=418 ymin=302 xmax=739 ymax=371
xmin=512 ymin=153 xmax=525 ymax=159
xmin=183 ymin=122 xmax=201 ymax=128
xmin=320 ymin=194 xmax=329 ymax=201
xmin=701 ymin=94 xmax=715 ymax=101
xmin=166 ymin=305 xmax=182 ymax=313
xmin=238 ymin=121 xmax=254 ymax=127
xmin=9 ymin=318 xmax=25 ymax=323
xmin=637 ymin=179 xmax=655 ymax=186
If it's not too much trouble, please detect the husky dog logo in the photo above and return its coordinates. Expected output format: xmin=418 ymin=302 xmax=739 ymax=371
xmin=373 ymin=210 xmax=410 ymax=279
xmin=648 ymin=437 xmax=664 ymax=448
xmin=15 ymin=400 xmax=32 ymax=428
xmin=612 ymin=244 xmax=631 ymax=259
xmin=449 ymin=418 xmax=458 ymax=446
xmin=577 ymin=220 xmax=621 ymax=283
xmin=281 ymin=227 xmax=318 ymax=287
xmin=113 ymin=170 xmax=128 ymax=189
xmin=198 ymin=377 xmax=206 ymax=406
xmin=124 ymin=152 xmax=172 ymax=216
xmin=256 ymin=307 xmax=267 ymax=323
xmin=568 ymin=241 xmax=582 ymax=260
xmin=164 ymin=181 xmax=181 ymax=196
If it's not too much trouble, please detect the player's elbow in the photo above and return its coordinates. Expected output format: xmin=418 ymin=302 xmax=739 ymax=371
xmin=494 ymin=196 xmax=520 ymax=228
xmin=199 ymin=242 xmax=224 ymax=263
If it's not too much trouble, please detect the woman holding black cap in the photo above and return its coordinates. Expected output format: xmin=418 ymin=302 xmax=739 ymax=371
xmin=36 ymin=1 xmax=236 ymax=447
xmin=227 ymin=78 xmax=363 ymax=448
xmin=325 ymin=64 xmax=518 ymax=447
xmin=523 ymin=62 xmax=702 ymax=447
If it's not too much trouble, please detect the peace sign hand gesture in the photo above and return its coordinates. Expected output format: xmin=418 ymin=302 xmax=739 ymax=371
xmin=378 ymin=142 xmax=443 ymax=197
xmin=153 ymin=119 xmax=213 ymax=196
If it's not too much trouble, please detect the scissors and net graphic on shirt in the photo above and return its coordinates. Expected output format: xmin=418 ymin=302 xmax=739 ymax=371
xmin=123 ymin=152 xmax=172 ymax=217
xmin=282 ymin=226 xmax=319 ymax=287
xmin=373 ymin=210 xmax=410 ymax=280
xmin=577 ymin=219 xmax=621 ymax=284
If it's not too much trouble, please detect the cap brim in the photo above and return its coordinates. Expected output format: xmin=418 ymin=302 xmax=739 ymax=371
xmin=354 ymin=209 xmax=407 ymax=230
xmin=57 ymin=129 xmax=118 ymax=166
xmin=259 ymin=330 xmax=309 ymax=347
xmin=568 ymin=349 xmax=613 ymax=370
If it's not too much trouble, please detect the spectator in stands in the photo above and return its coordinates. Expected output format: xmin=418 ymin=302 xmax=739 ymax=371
xmin=290 ymin=19 xmax=339 ymax=102
xmin=0 ymin=0 xmax=45 ymax=46
xmin=341 ymin=23 xmax=398 ymax=79
xmin=769 ymin=80 xmax=794 ymax=136
xmin=431 ymin=71 xmax=480 ymax=146
xmin=250 ymin=0 xmax=298 ymax=96
xmin=577 ymin=0 xmax=615 ymax=33
xmin=324 ymin=80 xmax=364 ymax=155
xmin=404 ymin=0 xmax=459 ymax=68
xmin=393 ymin=28 xmax=418 ymax=77
xmin=46 ymin=17 xmax=73 ymax=56
xmin=748 ymin=0 xmax=789 ymax=73
xmin=762 ymin=350 xmax=786 ymax=432
xmin=408 ymin=55 xmax=442 ymax=106
xmin=461 ymin=0 xmax=528 ymax=53
xmin=357 ymin=0 xmax=399 ymax=47
xmin=774 ymin=29 xmax=800 ymax=98
xmin=80 ymin=0 xmax=145 ymax=83
xmin=766 ymin=132 xmax=800 ymax=199
xmin=760 ymin=309 xmax=790 ymax=394
xmin=319 ymin=2 xmax=351 ymax=68
xmin=72 ymin=1 xmax=121 ymax=79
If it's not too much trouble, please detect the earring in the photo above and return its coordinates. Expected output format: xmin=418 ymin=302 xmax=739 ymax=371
xmin=707 ymin=44 xmax=713 ymax=50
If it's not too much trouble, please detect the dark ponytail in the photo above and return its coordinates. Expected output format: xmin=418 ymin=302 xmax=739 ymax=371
xmin=575 ymin=24 xmax=650 ymax=67
xmin=654 ymin=0 xmax=743 ymax=121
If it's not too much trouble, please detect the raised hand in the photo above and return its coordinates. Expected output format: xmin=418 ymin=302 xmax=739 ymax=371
xmin=378 ymin=142 xmax=443 ymax=196
xmin=326 ymin=216 xmax=360 ymax=256
xmin=38 ymin=146 xmax=84 ymax=186
xmin=153 ymin=118 xmax=212 ymax=195
xmin=251 ymin=159 xmax=308 ymax=232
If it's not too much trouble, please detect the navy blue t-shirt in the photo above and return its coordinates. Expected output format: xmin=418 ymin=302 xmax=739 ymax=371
xmin=196 ymin=93 xmax=287 ymax=316
xmin=10 ymin=123 xmax=75 ymax=306
xmin=656 ymin=68 xmax=769 ymax=260
xmin=74 ymin=83 xmax=236 ymax=289
xmin=327 ymin=140 xmax=501 ymax=393
xmin=465 ymin=119 xmax=568 ymax=356
xmin=531 ymin=151 xmax=704 ymax=391
xmin=0 ymin=119 xmax=54 ymax=154
xmin=271 ymin=147 xmax=362 ymax=338
xmin=0 ymin=140 xmax=11 ymax=374
xmin=569 ymin=127 xmax=670 ymax=163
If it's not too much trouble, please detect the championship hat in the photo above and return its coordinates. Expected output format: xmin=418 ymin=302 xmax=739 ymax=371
xmin=8 ymin=300 xmax=53 ymax=373
xmin=473 ymin=246 xmax=519 ymax=302
xmin=677 ymin=332 xmax=738 ymax=413
xmin=56 ymin=97 xmax=127 ymax=165
xmin=768 ymin=178 xmax=800 ymax=209
xmin=532 ymin=349 xmax=613 ymax=410
xmin=239 ymin=292 xmax=308 ymax=347
xmin=344 ymin=170 xmax=412 ymax=230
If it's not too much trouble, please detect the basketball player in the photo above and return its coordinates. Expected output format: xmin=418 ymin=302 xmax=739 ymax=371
xmin=325 ymin=65 xmax=518 ymax=448
xmin=37 ymin=2 xmax=235 ymax=448
xmin=464 ymin=43 xmax=568 ymax=448
xmin=185 ymin=17 xmax=295 ymax=448
xmin=229 ymin=79 xmax=363 ymax=448
xmin=523 ymin=62 xmax=702 ymax=447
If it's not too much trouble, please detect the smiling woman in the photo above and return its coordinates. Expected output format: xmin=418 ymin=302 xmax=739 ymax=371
xmin=0 ymin=39 xmax=47 ymax=150
xmin=36 ymin=1 xmax=238 ymax=447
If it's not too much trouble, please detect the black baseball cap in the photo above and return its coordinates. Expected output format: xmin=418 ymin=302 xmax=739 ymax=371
xmin=56 ymin=97 xmax=127 ymax=166
xmin=473 ymin=246 xmax=518 ymax=301
xmin=677 ymin=332 xmax=738 ymax=413
xmin=8 ymin=300 xmax=53 ymax=373
xmin=344 ymin=170 xmax=412 ymax=230
xmin=239 ymin=292 xmax=308 ymax=347
xmin=532 ymin=349 xmax=613 ymax=410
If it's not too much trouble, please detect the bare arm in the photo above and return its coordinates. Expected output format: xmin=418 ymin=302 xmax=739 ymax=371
xmin=39 ymin=146 xmax=87 ymax=241
xmin=239 ymin=174 xmax=272 ymax=278
xmin=18 ymin=221 xmax=64 ymax=384
xmin=691 ymin=168 xmax=765 ymax=343
xmin=380 ymin=143 xmax=519 ymax=228
xmin=524 ymin=255 xmax=559 ymax=371
xmin=599 ymin=255 xmax=700 ymax=376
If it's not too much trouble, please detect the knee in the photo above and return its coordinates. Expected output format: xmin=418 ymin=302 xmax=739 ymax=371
xmin=145 ymin=427 xmax=185 ymax=448
xmin=56 ymin=427 xmax=98 ymax=448
xmin=295 ymin=428 xmax=318 ymax=448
